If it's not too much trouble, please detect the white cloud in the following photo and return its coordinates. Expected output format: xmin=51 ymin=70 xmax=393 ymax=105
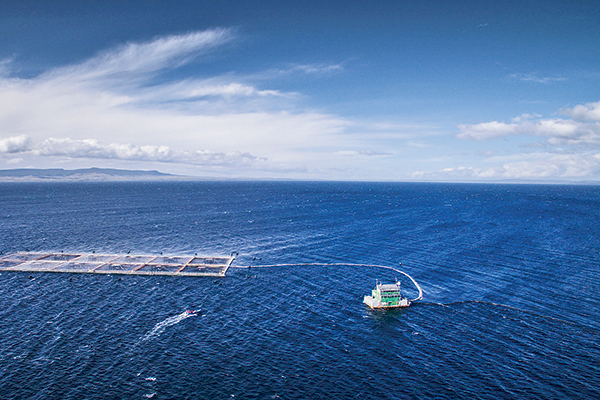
xmin=266 ymin=63 xmax=344 ymax=78
xmin=47 ymin=29 xmax=234 ymax=83
xmin=457 ymin=121 xmax=519 ymax=140
xmin=6 ymin=136 xmax=261 ymax=167
xmin=413 ymin=153 xmax=600 ymax=180
xmin=135 ymin=79 xmax=284 ymax=105
xmin=0 ymin=135 xmax=32 ymax=153
xmin=288 ymin=63 xmax=344 ymax=74
xmin=511 ymin=113 xmax=542 ymax=123
xmin=452 ymin=103 xmax=600 ymax=180
xmin=427 ymin=101 xmax=600 ymax=180
xmin=560 ymin=101 xmax=600 ymax=122
xmin=6 ymin=157 xmax=23 ymax=164
xmin=457 ymin=106 xmax=600 ymax=148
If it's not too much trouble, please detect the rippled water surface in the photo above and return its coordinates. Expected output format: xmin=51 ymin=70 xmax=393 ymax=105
xmin=0 ymin=181 xmax=599 ymax=399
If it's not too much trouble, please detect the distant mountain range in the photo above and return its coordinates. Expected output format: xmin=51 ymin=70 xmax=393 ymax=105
xmin=0 ymin=168 xmax=184 ymax=182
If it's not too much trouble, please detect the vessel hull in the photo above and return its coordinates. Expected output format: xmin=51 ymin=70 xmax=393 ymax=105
xmin=363 ymin=295 xmax=410 ymax=309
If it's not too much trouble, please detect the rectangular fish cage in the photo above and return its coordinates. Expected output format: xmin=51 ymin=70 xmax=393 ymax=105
xmin=0 ymin=252 xmax=236 ymax=277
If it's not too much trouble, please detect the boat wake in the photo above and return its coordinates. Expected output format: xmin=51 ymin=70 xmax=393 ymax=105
xmin=140 ymin=311 xmax=196 ymax=342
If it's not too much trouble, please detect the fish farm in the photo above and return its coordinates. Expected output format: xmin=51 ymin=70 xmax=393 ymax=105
xmin=0 ymin=252 xmax=236 ymax=277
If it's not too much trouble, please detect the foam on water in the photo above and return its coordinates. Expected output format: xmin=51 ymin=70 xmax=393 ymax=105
xmin=140 ymin=311 xmax=196 ymax=342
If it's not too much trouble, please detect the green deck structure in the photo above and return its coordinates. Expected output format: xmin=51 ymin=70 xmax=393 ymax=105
xmin=363 ymin=282 xmax=411 ymax=308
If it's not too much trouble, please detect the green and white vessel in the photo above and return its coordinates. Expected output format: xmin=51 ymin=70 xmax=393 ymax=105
xmin=363 ymin=266 xmax=423 ymax=309
xmin=363 ymin=281 xmax=411 ymax=308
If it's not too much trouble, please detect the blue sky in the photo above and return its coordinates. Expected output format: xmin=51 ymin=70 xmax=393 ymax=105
xmin=1 ymin=0 xmax=599 ymax=181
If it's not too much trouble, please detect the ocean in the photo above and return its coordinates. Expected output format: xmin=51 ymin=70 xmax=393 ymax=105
xmin=0 ymin=181 xmax=599 ymax=399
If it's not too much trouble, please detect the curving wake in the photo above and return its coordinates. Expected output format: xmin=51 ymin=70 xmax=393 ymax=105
xmin=140 ymin=311 xmax=197 ymax=342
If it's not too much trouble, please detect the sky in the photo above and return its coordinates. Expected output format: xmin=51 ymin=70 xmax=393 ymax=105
xmin=1 ymin=0 xmax=599 ymax=181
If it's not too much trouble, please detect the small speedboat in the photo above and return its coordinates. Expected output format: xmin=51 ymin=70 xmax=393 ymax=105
xmin=185 ymin=309 xmax=200 ymax=315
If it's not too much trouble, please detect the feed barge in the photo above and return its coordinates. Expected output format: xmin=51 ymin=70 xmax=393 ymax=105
xmin=364 ymin=268 xmax=423 ymax=309
xmin=364 ymin=281 xmax=411 ymax=308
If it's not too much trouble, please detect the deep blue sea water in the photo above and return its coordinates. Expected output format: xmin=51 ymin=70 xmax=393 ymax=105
xmin=0 ymin=181 xmax=599 ymax=399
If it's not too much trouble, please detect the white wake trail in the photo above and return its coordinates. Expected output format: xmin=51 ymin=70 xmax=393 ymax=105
xmin=141 ymin=312 xmax=195 ymax=342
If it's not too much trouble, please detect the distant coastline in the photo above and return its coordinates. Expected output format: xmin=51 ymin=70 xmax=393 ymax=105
xmin=0 ymin=168 xmax=188 ymax=182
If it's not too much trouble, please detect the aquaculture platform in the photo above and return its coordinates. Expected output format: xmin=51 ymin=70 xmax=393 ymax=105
xmin=0 ymin=252 xmax=235 ymax=277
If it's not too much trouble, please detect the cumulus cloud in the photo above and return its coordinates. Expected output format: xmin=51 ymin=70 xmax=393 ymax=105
xmin=457 ymin=104 xmax=600 ymax=148
xmin=457 ymin=121 xmax=519 ymax=140
xmin=6 ymin=136 xmax=260 ymax=166
xmin=449 ymin=102 xmax=600 ymax=180
xmin=0 ymin=135 xmax=32 ymax=153
xmin=511 ymin=113 xmax=542 ymax=123
xmin=560 ymin=101 xmax=600 ymax=122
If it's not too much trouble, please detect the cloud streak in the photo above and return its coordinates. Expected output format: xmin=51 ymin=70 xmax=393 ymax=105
xmin=509 ymin=73 xmax=566 ymax=84
xmin=47 ymin=29 xmax=234 ymax=82
xmin=286 ymin=63 xmax=344 ymax=75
